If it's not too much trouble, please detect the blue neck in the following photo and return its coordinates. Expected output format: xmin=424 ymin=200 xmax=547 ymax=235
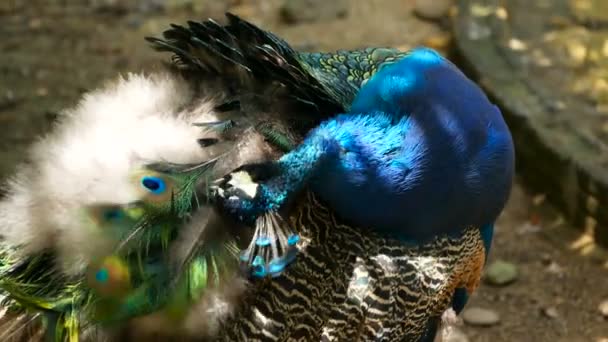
xmin=262 ymin=48 xmax=514 ymax=242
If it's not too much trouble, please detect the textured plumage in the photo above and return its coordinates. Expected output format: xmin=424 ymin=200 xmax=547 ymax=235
xmin=146 ymin=14 xmax=410 ymax=280
xmin=219 ymin=191 xmax=486 ymax=341
xmin=0 ymin=13 xmax=511 ymax=342
xmin=215 ymin=48 xmax=514 ymax=279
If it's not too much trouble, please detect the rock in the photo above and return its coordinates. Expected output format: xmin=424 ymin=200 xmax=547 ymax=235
xmin=542 ymin=307 xmax=559 ymax=319
xmin=280 ymin=0 xmax=348 ymax=24
xmin=462 ymin=307 xmax=500 ymax=327
xmin=545 ymin=261 xmax=564 ymax=277
xmin=539 ymin=253 xmax=552 ymax=265
xmin=484 ymin=260 xmax=518 ymax=286
xmin=599 ymin=299 xmax=608 ymax=318
xmin=36 ymin=87 xmax=48 ymax=97
xmin=414 ymin=0 xmax=453 ymax=20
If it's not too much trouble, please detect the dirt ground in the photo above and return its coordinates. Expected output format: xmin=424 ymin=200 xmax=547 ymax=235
xmin=0 ymin=1 xmax=607 ymax=341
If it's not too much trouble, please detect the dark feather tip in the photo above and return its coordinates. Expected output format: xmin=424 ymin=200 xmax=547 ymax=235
xmin=214 ymin=100 xmax=241 ymax=112
xmin=197 ymin=138 xmax=219 ymax=147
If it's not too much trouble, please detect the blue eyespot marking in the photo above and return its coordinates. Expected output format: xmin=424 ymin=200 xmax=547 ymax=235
xmin=103 ymin=209 xmax=124 ymax=221
xmin=141 ymin=176 xmax=166 ymax=194
xmin=95 ymin=268 xmax=109 ymax=283
xmin=287 ymin=234 xmax=300 ymax=246
xmin=255 ymin=236 xmax=272 ymax=247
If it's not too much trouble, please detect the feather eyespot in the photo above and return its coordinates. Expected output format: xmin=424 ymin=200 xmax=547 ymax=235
xmin=95 ymin=268 xmax=110 ymax=283
xmin=87 ymin=256 xmax=131 ymax=298
xmin=141 ymin=176 xmax=166 ymax=194
xmin=103 ymin=208 xmax=124 ymax=221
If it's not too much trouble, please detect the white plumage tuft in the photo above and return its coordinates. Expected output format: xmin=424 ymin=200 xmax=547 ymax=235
xmin=0 ymin=72 xmax=221 ymax=273
xmin=0 ymin=70 xmax=283 ymax=338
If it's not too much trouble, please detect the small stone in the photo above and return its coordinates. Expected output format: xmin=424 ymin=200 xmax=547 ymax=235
xmin=36 ymin=87 xmax=48 ymax=97
xmin=599 ymin=300 xmax=608 ymax=318
xmin=542 ymin=307 xmax=559 ymax=319
xmin=462 ymin=307 xmax=500 ymax=327
xmin=508 ymin=38 xmax=527 ymax=51
xmin=5 ymin=90 xmax=14 ymax=102
xmin=545 ymin=261 xmax=564 ymax=277
xmin=28 ymin=18 xmax=42 ymax=30
xmin=540 ymin=253 xmax=552 ymax=265
xmin=280 ymin=0 xmax=348 ymax=24
xmin=484 ymin=260 xmax=518 ymax=286
xmin=414 ymin=0 xmax=453 ymax=20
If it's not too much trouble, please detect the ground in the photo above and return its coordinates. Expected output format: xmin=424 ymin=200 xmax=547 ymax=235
xmin=0 ymin=1 xmax=606 ymax=341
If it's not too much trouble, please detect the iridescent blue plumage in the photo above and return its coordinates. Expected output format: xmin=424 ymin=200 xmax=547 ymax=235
xmin=1 ymin=14 xmax=503 ymax=340
xmin=217 ymin=47 xmax=514 ymax=275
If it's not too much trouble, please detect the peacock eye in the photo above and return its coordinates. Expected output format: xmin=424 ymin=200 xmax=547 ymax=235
xmin=95 ymin=268 xmax=110 ymax=283
xmin=141 ymin=176 xmax=166 ymax=195
xmin=103 ymin=208 xmax=124 ymax=221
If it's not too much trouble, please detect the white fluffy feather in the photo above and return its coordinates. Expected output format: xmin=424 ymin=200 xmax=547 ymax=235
xmin=0 ymin=70 xmax=283 ymax=339
xmin=0 ymin=72 xmax=222 ymax=272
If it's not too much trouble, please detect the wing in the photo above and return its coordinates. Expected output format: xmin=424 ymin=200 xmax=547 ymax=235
xmin=145 ymin=13 xmax=409 ymax=123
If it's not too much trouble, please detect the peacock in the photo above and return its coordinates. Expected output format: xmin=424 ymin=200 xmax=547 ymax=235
xmin=0 ymin=12 xmax=513 ymax=342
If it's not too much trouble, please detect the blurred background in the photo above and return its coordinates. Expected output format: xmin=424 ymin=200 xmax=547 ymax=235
xmin=0 ymin=0 xmax=607 ymax=341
